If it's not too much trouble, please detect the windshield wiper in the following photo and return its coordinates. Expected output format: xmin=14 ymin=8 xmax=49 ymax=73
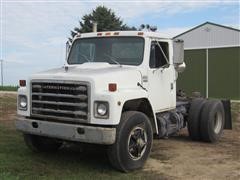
xmin=79 ymin=54 xmax=91 ymax=62
xmin=104 ymin=53 xmax=122 ymax=67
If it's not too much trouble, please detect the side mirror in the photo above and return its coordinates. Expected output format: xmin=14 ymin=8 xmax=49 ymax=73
xmin=174 ymin=62 xmax=186 ymax=73
xmin=173 ymin=39 xmax=184 ymax=65
xmin=173 ymin=39 xmax=185 ymax=73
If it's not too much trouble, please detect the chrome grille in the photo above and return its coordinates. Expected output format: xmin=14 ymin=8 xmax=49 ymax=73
xmin=31 ymin=80 xmax=90 ymax=123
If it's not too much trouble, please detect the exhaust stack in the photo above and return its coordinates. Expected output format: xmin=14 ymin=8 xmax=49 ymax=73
xmin=93 ymin=22 xmax=98 ymax=32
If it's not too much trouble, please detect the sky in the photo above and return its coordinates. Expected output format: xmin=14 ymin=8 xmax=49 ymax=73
xmin=0 ymin=0 xmax=239 ymax=85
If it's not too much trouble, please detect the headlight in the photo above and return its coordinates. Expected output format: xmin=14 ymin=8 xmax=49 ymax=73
xmin=18 ymin=95 xmax=27 ymax=110
xmin=94 ymin=101 xmax=109 ymax=119
xmin=97 ymin=104 xmax=107 ymax=116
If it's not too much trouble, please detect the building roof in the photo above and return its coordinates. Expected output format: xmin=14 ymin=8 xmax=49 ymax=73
xmin=174 ymin=21 xmax=240 ymax=39
xmin=173 ymin=21 xmax=240 ymax=49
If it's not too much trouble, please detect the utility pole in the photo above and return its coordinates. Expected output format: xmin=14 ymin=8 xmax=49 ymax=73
xmin=0 ymin=59 xmax=3 ymax=87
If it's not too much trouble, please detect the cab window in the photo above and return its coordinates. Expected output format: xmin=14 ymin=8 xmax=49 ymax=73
xmin=149 ymin=41 xmax=169 ymax=68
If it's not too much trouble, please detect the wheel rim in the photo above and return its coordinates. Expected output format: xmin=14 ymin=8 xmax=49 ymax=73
xmin=127 ymin=126 xmax=147 ymax=160
xmin=214 ymin=111 xmax=223 ymax=134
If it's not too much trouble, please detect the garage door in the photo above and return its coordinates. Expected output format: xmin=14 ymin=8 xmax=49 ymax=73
xmin=208 ymin=47 xmax=240 ymax=100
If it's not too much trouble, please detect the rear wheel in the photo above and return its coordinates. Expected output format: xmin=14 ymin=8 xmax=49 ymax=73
xmin=200 ymin=100 xmax=225 ymax=142
xmin=24 ymin=134 xmax=63 ymax=152
xmin=188 ymin=98 xmax=206 ymax=141
xmin=108 ymin=111 xmax=153 ymax=172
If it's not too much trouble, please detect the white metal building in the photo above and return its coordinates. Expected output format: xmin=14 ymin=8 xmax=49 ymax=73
xmin=174 ymin=22 xmax=240 ymax=100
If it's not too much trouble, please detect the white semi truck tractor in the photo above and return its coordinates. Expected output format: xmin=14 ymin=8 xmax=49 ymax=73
xmin=16 ymin=31 xmax=232 ymax=172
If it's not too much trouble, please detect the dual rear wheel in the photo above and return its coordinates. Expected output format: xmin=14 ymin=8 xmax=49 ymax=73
xmin=188 ymin=98 xmax=225 ymax=142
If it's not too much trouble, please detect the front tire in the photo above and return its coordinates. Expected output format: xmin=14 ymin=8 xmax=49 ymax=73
xmin=108 ymin=111 xmax=153 ymax=172
xmin=24 ymin=134 xmax=63 ymax=152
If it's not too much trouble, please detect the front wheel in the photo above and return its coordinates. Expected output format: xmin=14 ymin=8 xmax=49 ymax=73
xmin=108 ymin=111 xmax=153 ymax=172
xmin=23 ymin=134 xmax=63 ymax=152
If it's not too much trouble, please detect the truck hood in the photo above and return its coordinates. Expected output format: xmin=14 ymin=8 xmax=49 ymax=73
xmin=30 ymin=63 xmax=143 ymax=92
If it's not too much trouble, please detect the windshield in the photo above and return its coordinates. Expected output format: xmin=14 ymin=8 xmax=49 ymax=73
xmin=67 ymin=37 xmax=144 ymax=66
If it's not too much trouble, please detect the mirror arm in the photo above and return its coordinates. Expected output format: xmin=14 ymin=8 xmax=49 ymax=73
xmin=156 ymin=41 xmax=169 ymax=64
xmin=65 ymin=41 xmax=68 ymax=61
xmin=65 ymin=41 xmax=71 ymax=62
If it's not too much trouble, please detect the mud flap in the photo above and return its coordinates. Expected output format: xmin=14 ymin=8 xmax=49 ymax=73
xmin=221 ymin=100 xmax=232 ymax=130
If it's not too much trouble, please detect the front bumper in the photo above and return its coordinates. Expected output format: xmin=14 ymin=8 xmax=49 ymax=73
xmin=16 ymin=116 xmax=116 ymax=145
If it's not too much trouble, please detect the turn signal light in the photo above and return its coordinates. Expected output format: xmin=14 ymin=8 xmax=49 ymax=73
xmin=108 ymin=83 xmax=117 ymax=92
xmin=19 ymin=80 xmax=26 ymax=87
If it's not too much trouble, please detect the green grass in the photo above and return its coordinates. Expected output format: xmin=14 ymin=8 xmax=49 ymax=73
xmin=0 ymin=86 xmax=18 ymax=91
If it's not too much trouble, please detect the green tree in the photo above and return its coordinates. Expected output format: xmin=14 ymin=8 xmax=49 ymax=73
xmin=69 ymin=6 xmax=136 ymax=41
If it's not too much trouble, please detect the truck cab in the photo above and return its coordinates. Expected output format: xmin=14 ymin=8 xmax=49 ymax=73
xmin=16 ymin=31 xmax=229 ymax=172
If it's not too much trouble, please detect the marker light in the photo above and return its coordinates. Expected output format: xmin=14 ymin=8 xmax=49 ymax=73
xmin=19 ymin=80 xmax=26 ymax=87
xmin=108 ymin=83 xmax=117 ymax=92
xmin=76 ymin=33 xmax=81 ymax=38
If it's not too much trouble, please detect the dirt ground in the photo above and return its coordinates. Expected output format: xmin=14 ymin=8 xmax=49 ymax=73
xmin=1 ymin=92 xmax=239 ymax=180
xmin=0 ymin=92 xmax=17 ymax=126
xmin=145 ymin=102 xmax=240 ymax=180
xmin=145 ymin=128 xmax=240 ymax=179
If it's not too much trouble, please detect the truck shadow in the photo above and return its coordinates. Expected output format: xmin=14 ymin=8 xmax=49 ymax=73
xmin=34 ymin=143 xmax=115 ymax=172
xmin=171 ymin=134 xmax=191 ymax=142
xmin=156 ymin=128 xmax=193 ymax=143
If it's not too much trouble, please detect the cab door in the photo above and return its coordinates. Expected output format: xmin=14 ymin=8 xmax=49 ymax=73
xmin=147 ymin=40 xmax=176 ymax=112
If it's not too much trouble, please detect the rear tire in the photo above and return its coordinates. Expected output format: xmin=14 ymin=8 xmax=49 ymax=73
xmin=24 ymin=134 xmax=62 ymax=152
xmin=188 ymin=98 xmax=206 ymax=141
xmin=108 ymin=111 xmax=153 ymax=172
xmin=200 ymin=100 xmax=225 ymax=142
